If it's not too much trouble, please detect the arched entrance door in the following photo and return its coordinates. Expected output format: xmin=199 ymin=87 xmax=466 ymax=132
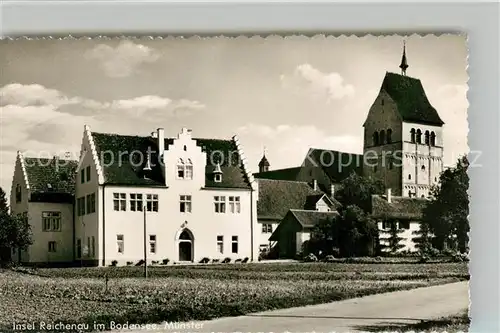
xmin=178 ymin=229 xmax=194 ymax=262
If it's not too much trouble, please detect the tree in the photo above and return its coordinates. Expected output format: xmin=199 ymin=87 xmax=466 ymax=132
xmin=335 ymin=172 xmax=385 ymax=213
xmin=380 ymin=220 xmax=405 ymax=254
xmin=422 ymin=156 xmax=470 ymax=252
xmin=309 ymin=205 xmax=378 ymax=258
xmin=412 ymin=219 xmax=433 ymax=254
xmin=0 ymin=186 xmax=33 ymax=265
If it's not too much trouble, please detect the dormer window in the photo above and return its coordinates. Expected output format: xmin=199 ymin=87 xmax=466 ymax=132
xmin=177 ymin=158 xmax=193 ymax=180
xmin=15 ymin=184 xmax=22 ymax=203
xmin=213 ymin=163 xmax=223 ymax=183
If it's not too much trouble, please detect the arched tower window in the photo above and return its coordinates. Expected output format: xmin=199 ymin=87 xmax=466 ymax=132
xmin=386 ymin=129 xmax=392 ymax=143
xmin=379 ymin=130 xmax=386 ymax=145
xmin=372 ymin=131 xmax=379 ymax=146
xmin=416 ymin=129 xmax=422 ymax=144
xmin=424 ymin=131 xmax=430 ymax=145
xmin=410 ymin=128 xmax=416 ymax=143
xmin=430 ymin=132 xmax=436 ymax=146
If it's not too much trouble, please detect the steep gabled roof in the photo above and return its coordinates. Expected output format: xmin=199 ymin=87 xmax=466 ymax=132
xmin=290 ymin=209 xmax=339 ymax=228
xmin=304 ymin=148 xmax=364 ymax=182
xmin=370 ymin=194 xmax=428 ymax=220
xmin=256 ymin=179 xmax=331 ymax=220
xmin=254 ymin=167 xmax=303 ymax=181
xmin=22 ymin=157 xmax=78 ymax=203
xmin=380 ymin=72 xmax=444 ymax=126
xmin=91 ymin=132 xmax=251 ymax=189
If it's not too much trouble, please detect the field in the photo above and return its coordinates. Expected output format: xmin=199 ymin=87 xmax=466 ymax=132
xmin=0 ymin=262 xmax=469 ymax=332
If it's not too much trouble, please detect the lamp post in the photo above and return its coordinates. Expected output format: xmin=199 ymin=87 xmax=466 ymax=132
xmin=143 ymin=204 xmax=148 ymax=278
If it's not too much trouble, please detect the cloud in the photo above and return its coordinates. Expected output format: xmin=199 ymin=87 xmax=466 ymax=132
xmin=0 ymin=83 xmax=81 ymax=107
xmin=110 ymin=95 xmax=172 ymax=110
xmin=281 ymin=64 xmax=355 ymax=102
xmin=236 ymin=123 xmax=362 ymax=171
xmin=84 ymin=40 xmax=160 ymax=78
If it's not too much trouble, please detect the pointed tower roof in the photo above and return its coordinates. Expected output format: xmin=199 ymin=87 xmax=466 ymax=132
xmin=259 ymin=154 xmax=270 ymax=167
xmin=399 ymin=41 xmax=409 ymax=76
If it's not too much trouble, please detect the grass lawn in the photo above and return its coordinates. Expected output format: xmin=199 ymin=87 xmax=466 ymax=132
xmin=0 ymin=262 xmax=469 ymax=332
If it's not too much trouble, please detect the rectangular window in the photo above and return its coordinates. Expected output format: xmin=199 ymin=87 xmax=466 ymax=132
xmin=113 ymin=193 xmax=126 ymax=211
xmin=15 ymin=185 xmax=22 ymax=203
xmin=231 ymin=236 xmax=238 ymax=254
xmin=146 ymin=194 xmax=159 ymax=212
xmin=117 ymin=235 xmax=124 ymax=254
xmin=80 ymin=169 xmax=85 ymax=184
xmin=42 ymin=211 xmax=61 ymax=232
xmin=149 ymin=235 xmax=156 ymax=254
xmin=77 ymin=197 xmax=86 ymax=216
xmin=76 ymin=238 xmax=81 ymax=258
xmin=214 ymin=196 xmax=226 ymax=213
xmin=86 ymin=166 xmax=91 ymax=182
xmin=217 ymin=235 xmax=223 ymax=254
xmin=382 ymin=221 xmax=392 ymax=229
xmin=177 ymin=159 xmax=193 ymax=179
xmin=91 ymin=236 xmax=95 ymax=257
xmin=48 ymin=241 xmax=57 ymax=253
xmin=228 ymin=196 xmax=241 ymax=214
xmin=399 ymin=221 xmax=410 ymax=230
xmin=262 ymin=223 xmax=273 ymax=233
xmin=180 ymin=195 xmax=192 ymax=213
xmin=130 ymin=193 xmax=143 ymax=212
xmin=90 ymin=193 xmax=96 ymax=213
xmin=185 ymin=164 xmax=193 ymax=179
xmin=86 ymin=195 xmax=92 ymax=214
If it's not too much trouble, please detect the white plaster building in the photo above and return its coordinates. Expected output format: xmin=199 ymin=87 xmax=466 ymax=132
xmin=10 ymin=126 xmax=260 ymax=266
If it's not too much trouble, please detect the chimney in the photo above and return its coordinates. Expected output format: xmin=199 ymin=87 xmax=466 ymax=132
xmin=386 ymin=188 xmax=392 ymax=203
xmin=312 ymin=179 xmax=318 ymax=191
xmin=157 ymin=128 xmax=165 ymax=158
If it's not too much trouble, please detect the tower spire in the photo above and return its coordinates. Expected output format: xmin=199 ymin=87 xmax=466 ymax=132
xmin=399 ymin=40 xmax=409 ymax=76
xmin=258 ymin=145 xmax=270 ymax=173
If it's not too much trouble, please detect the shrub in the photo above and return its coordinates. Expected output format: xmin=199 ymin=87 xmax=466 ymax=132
xmin=323 ymin=255 xmax=336 ymax=263
xmin=162 ymin=259 xmax=170 ymax=265
xmin=303 ymin=253 xmax=318 ymax=262
xmin=151 ymin=261 xmax=159 ymax=265
xmin=110 ymin=260 xmax=118 ymax=267
xmin=135 ymin=260 xmax=145 ymax=266
xmin=126 ymin=261 xmax=133 ymax=266
xmin=235 ymin=259 xmax=242 ymax=263
xmin=212 ymin=259 xmax=220 ymax=263
xmin=222 ymin=257 xmax=231 ymax=264
xmin=242 ymin=257 xmax=249 ymax=263
xmin=199 ymin=257 xmax=210 ymax=264
xmin=419 ymin=255 xmax=430 ymax=263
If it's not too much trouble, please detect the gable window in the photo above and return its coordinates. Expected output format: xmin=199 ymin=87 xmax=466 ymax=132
xmin=42 ymin=211 xmax=61 ymax=232
xmin=228 ymin=196 xmax=241 ymax=214
xmin=379 ymin=130 xmax=386 ymax=145
xmin=86 ymin=195 xmax=92 ymax=214
xmin=217 ymin=235 xmax=223 ymax=254
xmin=86 ymin=166 xmax=91 ymax=182
xmin=408 ymin=174 xmax=412 ymax=180
xmin=372 ymin=131 xmax=379 ymax=146
xmin=15 ymin=184 xmax=22 ymax=203
xmin=80 ymin=169 xmax=85 ymax=184
xmin=146 ymin=194 xmax=159 ymax=212
xmin=231 ymin=236 xmax=238 ymax=254
xmin=410 ymin=128 xmax=416 ymax=143
xmin=48 ymin=241 xmax=57 ymax=253
xmin=117 ymin=235 xmax=124 ymax=253
xmin=179 ymin=195 xmax=192 ymax=213
xmin=262 ymin=223 xmax=273 ymax=234
xmin=421 ymin=165 xmax=426 ymax=171
xmin=77 ymin=197 xmax=85 ymax=216
xmin=149 ymin=235 xmax=157 ymax=254
xmin=76 ymin=238 xmax=82 ymax=258
xmin=177 ymin=158 xmax=193 ymax=179
xmin=416 ymin=129 xmax=422 ymax=144
xmin=430 ymin=131 xmax=436 ymax=146
xmin=113 ymin=193 xmax=126 ymax=211
xmin=130 ymin=194 xmax=143 ymax=212
xmin=214 ymin=196 xmax=226 ymax=213
xmin=386 ymin=129 xmax=393 ymax=143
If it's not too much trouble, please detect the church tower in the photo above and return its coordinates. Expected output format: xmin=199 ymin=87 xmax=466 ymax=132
xmin=258 ymin=149 xmax=270 ymax=173
xmin=362 ymin=41 xmax=445 ymax=198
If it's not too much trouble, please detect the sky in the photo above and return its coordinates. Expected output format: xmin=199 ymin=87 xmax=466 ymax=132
xmin=0 ymin=34 xmax=468 ymax=199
